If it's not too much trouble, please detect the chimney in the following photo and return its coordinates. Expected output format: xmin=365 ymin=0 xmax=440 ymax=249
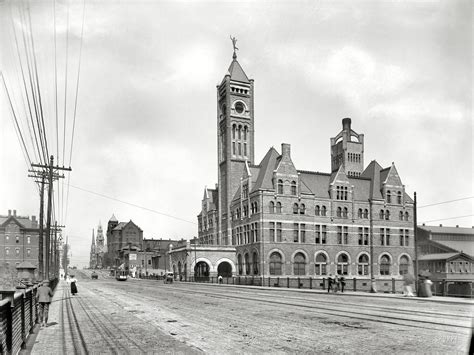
xmin=456 ymin=225 xmax=459 ymax=228
xmin=32 ymin=215 xmax=36 ymax=222
xmin=439 ymin=224 xmax=442 ymax=227
xmin=13 ymin=210 xmax=16 ymax=217
xmin=342 ymin=117 xmax=352 ymax=131
xmin=8 ymin=209 xmax=11 ymax=216
xmin=281 ymin=143 xmax=291 ymax=159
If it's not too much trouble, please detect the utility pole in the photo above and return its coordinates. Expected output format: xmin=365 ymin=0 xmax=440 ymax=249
xmin=414 ymin=192 xmax=418 ymax=293
xmin=51 ymin=222 xmax=65 ymax=278
xmin=30 ymin=155 xmax=71 ymax=280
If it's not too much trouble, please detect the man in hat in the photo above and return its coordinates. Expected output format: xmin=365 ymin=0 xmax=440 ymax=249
xmin=36 ymin=280 xmax=54 ymax=327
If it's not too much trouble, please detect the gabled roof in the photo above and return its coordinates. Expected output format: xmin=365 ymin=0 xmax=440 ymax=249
xmin=330 ymin=165 xmax=350 ymax=186
xmin=361 ymin=160 xmax=384 ymax=200
xmin=252 ymin=147 xmax=280 ymax=191
xmin=418 ymin=252 xmax=473 ymax=262
xmin=109 ymin=214 xmax=118 ymax=222
xmin=227 ymin=59 xmax=250 ymax=83
xmin=0 ymin=215 xmax=37 ymax=229
xmin=113 ymin=222 xmax=127 ymax=230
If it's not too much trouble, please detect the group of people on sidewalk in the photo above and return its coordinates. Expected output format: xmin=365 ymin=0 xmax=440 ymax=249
xmin=327 ymin=274 xmax=346 ymax=293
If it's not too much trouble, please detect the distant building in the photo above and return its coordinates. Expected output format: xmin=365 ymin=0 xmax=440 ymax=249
xmin=106 ymin=214 xmax=143 ymax=268
xmin=89 ymin=222 xmax=107 ymax=269
xmin=416 ymin=224 xmax=473 ymax=296
xmin=0 ymin=209 xmax=39 ymax=276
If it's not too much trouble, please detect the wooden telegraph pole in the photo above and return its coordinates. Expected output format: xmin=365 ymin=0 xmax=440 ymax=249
xmin=30 ymin=155 xmax=71 ymax=280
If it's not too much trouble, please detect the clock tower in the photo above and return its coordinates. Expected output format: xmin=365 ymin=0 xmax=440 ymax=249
xmin=217 ymin=44 xmax=254 ymax=245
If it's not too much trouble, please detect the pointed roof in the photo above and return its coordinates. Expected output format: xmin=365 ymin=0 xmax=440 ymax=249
xmin=227 ymin=59 xmax=250 ymax=83
xmin=252 ymin=147 xmax=280 ymax=191
xmin=329 ymin=165 xmax=350 ymax=186
xmin=91 ymin=229 xmax=95 ymax=245
xmin=109 ymin=214 xmax=118 ymax=222
xmin=361 ymin=160 xmax=384 ymax=200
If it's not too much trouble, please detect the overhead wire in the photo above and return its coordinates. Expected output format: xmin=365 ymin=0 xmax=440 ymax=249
xmin=65 ymin=0 xmax=86 ymax=226
xmin=420 ymin=215 xmax=474 ymax=224
xmin=61 ymin=0 xmax=70 ymax=225
xmin=418 ymin=196 xmax=473 ymax=209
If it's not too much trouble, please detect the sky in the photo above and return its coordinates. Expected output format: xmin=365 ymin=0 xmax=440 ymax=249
xmin=0 ymin=0 xmax=472 ymax=268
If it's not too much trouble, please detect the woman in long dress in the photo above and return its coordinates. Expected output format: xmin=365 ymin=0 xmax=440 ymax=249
xmin=70 ymin=275 xmax=78 ymax=295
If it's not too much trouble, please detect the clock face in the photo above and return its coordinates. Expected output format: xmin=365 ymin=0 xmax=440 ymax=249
xmin=235 ymin=101 xmax=245 ymax=114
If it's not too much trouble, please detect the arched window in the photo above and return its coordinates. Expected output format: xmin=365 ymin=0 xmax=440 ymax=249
xmin=253 ymin=251 xmax=259 ymax=275
xmin=315 ymin=253 xmax=327 ymax=275
xmin=315 ymin=205 xmax=320 ymax=216
xmin=380 ymin=255 xmax=391 ymax=275
xmin=293 ymin=253 xmax=306 ymax=276
xmin=397 ymin=191 xmax=402 ymax=204
xmin=243 ymin=126 xmax=248 ymax=140
xmin=278 ymin=180 xmax=284 ymax=194
xmin=404 ymin=212 xmax=409 ymax=221
xmin=269 ymin=252 xmax=282 ymax=275
xmin=337 ymin=254 xmax=349 ymax=275
xmin=385 ymin=210 xmax=390 ymax=220
xmin=276 ymin=202 xmax=282 ymax=213
xmin=300 ymin=204 xmax=306 ymax=215
xmin=269 ymin=201 xmax=275 ymax=213
xmin=245 ymin=253 xmax=250 ymax=275
xmin=399 ymin=211 xmax=404 ymax=221
xmin=238 ymin=254 xmax=243 ymax=275
xmin=238 ymin=125 xmax=242 ymax=139
xmin=358 ymin=254 xmax=369 ymax=275
xmin=379 ymin=210 xmax=385 ymax=220
xmin=321 ymin=206 xmax=327 ymax=216
xmin=358 ymin=208 xmax=363 ymax=218
xmin=387 ymin=190 xmax=391 ymax=203
xmin=293 ymin=203 xmax=299 ymax=214
xmin=343 ymin=207 xmax=348 ymax=218
xmin=336 ymin=207 xmax=342 ymax=217
xmin=232 ymin=124 xmax=236 ymax=139
xmin=399 ymin=256 xmax=409 ymax=275
xmin=291 ymin=181 xmax=297 ymax=195
xmin=363 ymin=209 xmax=368 ymax=218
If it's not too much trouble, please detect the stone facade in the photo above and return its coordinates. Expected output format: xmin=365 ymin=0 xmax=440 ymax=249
xmin=193 ymin=50 xmax=416 ymax=283
xmin=105 ymin=214 xmax=143 ymax=267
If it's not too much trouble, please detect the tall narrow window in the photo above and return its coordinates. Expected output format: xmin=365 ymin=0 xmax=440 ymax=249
xmin=387 ymin=190 xmax=391 ymax=203
xmin=358 ymin=208 xmax=363 ymax=218
xmin=399 ymin=256 xmax=409 ymax=275
xmin=277 ymin=223 xmax=282 ymax=242
xmin=232 ymin=142 xmax=236 ymax=155
xmin=343 ymin=207 xmax=348 ymax=218
xmin=278 ymin=180 xmax=284 ymax=194
xmin=315 ymin=205 xmax=320 ymax=216
xmin=322 ymin=225 xmax=327 ymax=244
xmin=300 ymin=204 xmax=306 ymax=215
xmin=269 ymin=252 xmax=282 ymax=275
xmin=291 ymin=181 xmax=297 ymax=195
xmin=300 ymin=224 xmax=306 ymax=243
xmin=315 ymin=225 xmax=321 ymax=244
xmin=315 ymin=253 xmax=327 ymax=275
xmin=244 ymin=143 xmax=247 ymax=156
xmin=245 ymin=253 xmax=250 ymax=274
xmin=243 ymin=127 xmax=247 ymax=140
xmin=238 ymin=126 xmax=242 ymax=139
xmin=337 ymin=254 xmax=349 ymax=275
xmin=397 ymin=191 xmax=402 ymax=204
xmin=232 ymin=124 xmax=236 ymax=139
xmin=358 ymin=254 xmax=369 ymax=275
xmin=269 ymin=201 xmax=275 ymax=213
xmin=363 ymin=209 xmax=368 ymax=218
xmin=276 ymin=202 xmax=282 ymax=213
xmin=379 ymin=210 xmax=384 ymax=220
xmin=337 ymin=207 xmax=342 ymax=218
xmin=253 ymin=251 xmax=259 ymax=274
xmin=293 ymin=203 xmax=299 ymax=214
xmin=270 ymin=222 xmax=275 ymax=242
xmin=294 ymin=253 xmax=306 ymax=276
xmin=358 ymin=227 xmax=363 ymax=245
xmin=399 ymin=211 xmax=404 ymax=221
xmin=343 ymin=226 xmax=348 ymax=244
xmin=321 ymin=206 xmax=327 ymax=216
xmin=337 ymin=226 xmax=342 ymax=244
xmin=404 ymin=212 xmax=409 ymax=221
xmin=238 ymin=143 xmax=241 ymax=155
xmin=380 ymin=255 xmax=391 ymax=275
xmin=293 ymin=223 xmax=299 ymax=242
xmin=385 ymin=210 xmax=390 ymax=220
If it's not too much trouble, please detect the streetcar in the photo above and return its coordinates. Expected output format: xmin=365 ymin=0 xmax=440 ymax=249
xmin=116 ymin=270 xmax=128 ymax=281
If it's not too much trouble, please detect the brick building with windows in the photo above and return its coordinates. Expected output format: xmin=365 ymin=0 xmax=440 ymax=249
xmin=0 ymin=209 xmax=39 ymax=278
xmin=180 ymin=48 xmax=416 ymax=288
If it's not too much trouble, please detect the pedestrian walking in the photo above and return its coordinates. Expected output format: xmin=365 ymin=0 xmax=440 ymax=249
xmin=70 ymin=275 xmax=78 ymax=295
xmin=333 ymin=274 xmax=340 ymax=292
xmin=36 ymin=280 xmax=53 ymax=327
xmin=403 ymin=273 xmax=415 ymax=297
xmin=327 ymin=274 xmax=333 ymax=293
xmin=340 ymin=276 xmax=346 ymax=293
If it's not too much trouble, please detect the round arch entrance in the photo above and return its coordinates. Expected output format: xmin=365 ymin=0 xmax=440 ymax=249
xmin=194 ymin=261 xmax=210 ymax=281
xmin=217 ymin=261 xmax=232 ymax=277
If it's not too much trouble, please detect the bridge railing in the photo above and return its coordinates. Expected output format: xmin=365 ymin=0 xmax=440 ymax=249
xmin=0 ymin=279 xmax=58 ymax=354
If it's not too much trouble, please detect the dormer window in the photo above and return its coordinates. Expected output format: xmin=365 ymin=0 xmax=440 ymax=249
xmin=277 ymin=180 xmax=283 ymax=194
xmin=335 ymin=186 xmax=348 ymax=200
xmin=291 ymin=181 xmax=297 ymax=195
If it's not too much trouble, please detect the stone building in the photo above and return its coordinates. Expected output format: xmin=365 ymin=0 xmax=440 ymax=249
xmin=89 ymin=222 xmax=107 ymax=269
xmin=190 ymin=48 xmax=416 ymax=286
xmin=0 ymin=209 xmax=39 ymax=279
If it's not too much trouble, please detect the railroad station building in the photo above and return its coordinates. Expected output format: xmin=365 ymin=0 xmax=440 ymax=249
xmin=169 ymin=48 xmax=416 ymax=289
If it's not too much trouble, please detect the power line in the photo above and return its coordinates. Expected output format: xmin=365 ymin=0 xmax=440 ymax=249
xmin=420 ymin=215 xmax=474 ymax=224
xmin=418 ymin=196 xmax=473 ymax=209
xmin=69 ymin=184 xmax=197 ymax=225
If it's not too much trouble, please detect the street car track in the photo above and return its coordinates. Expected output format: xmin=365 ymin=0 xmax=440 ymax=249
xmin=119 ymin=280 xmax=470 ymax=335
xmin=61 ymin=287 xmax=89 ymax=355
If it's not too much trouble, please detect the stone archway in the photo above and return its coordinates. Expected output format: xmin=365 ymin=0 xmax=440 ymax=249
xmin=194 ymin=261 xmax=210 ymax=281
xmin=217 ymin=261 xmax=232 ymax=277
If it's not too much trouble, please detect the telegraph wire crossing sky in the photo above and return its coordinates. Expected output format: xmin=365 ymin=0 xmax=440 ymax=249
xmin=0 ymin=0 xmax=472 ymax=267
